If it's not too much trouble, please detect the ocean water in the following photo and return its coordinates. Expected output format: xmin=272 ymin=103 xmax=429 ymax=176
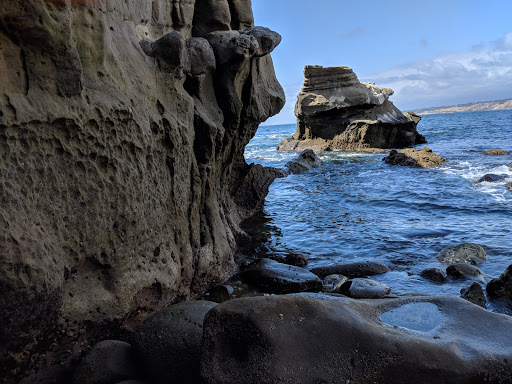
xmin=244 ymin=110 xmax=512 ymax=314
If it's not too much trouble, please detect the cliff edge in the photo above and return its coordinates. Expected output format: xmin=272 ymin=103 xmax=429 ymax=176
xmin=277 ymin=65 xmax=425 ymax=152
xmin=0 ymin=0 xmax=284 ymax=381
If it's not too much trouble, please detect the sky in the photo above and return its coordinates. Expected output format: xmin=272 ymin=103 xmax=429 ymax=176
xmin=252 ymin=0 xmax=512 ymax=125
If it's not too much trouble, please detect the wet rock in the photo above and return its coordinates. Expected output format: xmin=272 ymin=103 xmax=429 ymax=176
xmin=461 ymin=282 xmax=486 ymax=308
xmin=73 ymin=340 xmax=140 ymax=384
xmin=341 ymin=278 xmax=391 ymax=299
xmin=242 ymin=26 xmax=281 ymax=57
xmin=114 ymin=381 xmax=147 ymax=384
xmin=507 ymin=182 xmax=512 ymax=192
xmin=446 ymin=263 xmax=483 ymax=279
xmin=240 ymin=258 xmax=322 ymax=294
xmin=322 ymin=274 xmax=348 ymax=293
xmin=132 ymin=301 xmax=217 ymax=384
xmin=508 ymin=162 xmax=512 ymax=167
xmin=420 ymin=268 xmax=447 ymax=283
xmin=310 ymin=261 xmax=390 ymax=279
xmin=277 ymin=66 xmax=426 ymax=152
xmin=483 ymin=149 xmax=510 ymax=155
xmin=486 ymin=264 xmax=512 ymax=299
xmin=201 ymin=295 xmax=512 ymax=384
xmin=383 ymin=146 xmax=446 ymax=168
xmin=476 ymin=174 xmax=506 ymax=183
xmin=437 ymin=243 xmax=487 ymax=265
xmin=285 ymin=149 xmax=322 ymax=173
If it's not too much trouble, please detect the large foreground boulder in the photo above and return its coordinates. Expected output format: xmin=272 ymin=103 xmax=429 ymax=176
xmin=201 ymin=295 xmax=512 ymax=383
xmin=277 ymin=65 xmax=426 ymax=152
xmin=383 ymin=146 xmax=446 ymax=168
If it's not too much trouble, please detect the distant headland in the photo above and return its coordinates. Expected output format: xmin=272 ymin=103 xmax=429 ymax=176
xmin=414 ymin=98 xmax=512 ymax=115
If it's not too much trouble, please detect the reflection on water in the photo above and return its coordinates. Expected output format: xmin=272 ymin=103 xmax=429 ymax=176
xmin=381 ymin=302 xmax=443 ymax=332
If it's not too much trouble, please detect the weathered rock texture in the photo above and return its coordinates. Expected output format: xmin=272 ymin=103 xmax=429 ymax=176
xmin=277 ymin=66 xmax=426 ymax=152
xmin=0 ymin=0 xmax=284 ymax=382
xmin=202 ymin=295 xmax=512 ymax=383
xmin=383 ymin=146 xmax=447 ymax=168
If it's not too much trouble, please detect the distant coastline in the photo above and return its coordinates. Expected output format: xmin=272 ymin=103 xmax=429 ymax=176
xmin=413 ymin=98 xmax=512 ymax=115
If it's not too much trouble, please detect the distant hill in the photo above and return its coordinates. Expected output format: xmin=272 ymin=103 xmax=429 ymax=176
xmin=413 ymin=98 xmax=512 ymax=115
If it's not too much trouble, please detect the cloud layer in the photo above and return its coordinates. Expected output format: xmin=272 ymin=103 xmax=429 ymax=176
xmin=367 ymin=32 xmax=512 ymax=110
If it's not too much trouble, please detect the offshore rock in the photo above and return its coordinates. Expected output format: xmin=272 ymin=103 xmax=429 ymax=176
xmin=437 ymin=243 xmax=487 ymax=265
xmin=383 ymin=146 xmax=447 ymax=168
xmin=446 ymin=263 xmax=484 ymax=279
xmin=277 ymin=65 xmax=426 ymax=152
xmin=483 ymin=149 xmax=510 ymax=155
xmin=476 ymin=174 xmax=507 ymax=183
xmin=420 ymin=268 xmax=447 ymax=283
xmin=0 ymin=1 xmax=284 ymax=382
xmin=201 ymin=295 xmax=512 ymax=384
xmin=285 ymin=149 xmax=322 ymax=174
xmin=341 ymin=278 xmax=391 ymax=299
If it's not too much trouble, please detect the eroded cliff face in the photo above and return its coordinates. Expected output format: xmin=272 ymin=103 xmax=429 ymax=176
xmin=0 ymin=0 xmax=284 ymax=381
xmin=277 ymin=65 xmax=425 ymax=152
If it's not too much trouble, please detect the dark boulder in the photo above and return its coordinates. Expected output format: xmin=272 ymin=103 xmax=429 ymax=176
xmin=240 ymin=258 xmax=322 ymax=294
xmin=437 ymin=243 xmax=487 ymax=265
xmin=486 ymin=264 xmax=512 ymax=299
xmin=285 ymin=149 xmax=322 ymax=174
xmin=420 ymin=268 xmax=447 ymax=283
xmin=476 ymin=174 xmax=506 ymax=183
xmin=383 ymin=146 xmax=446 ymax=168
xmin=201 ymin=295 xmax=512 ymax=384
xmin=461 ymin=282 xmax=486 ymax=308
xmin=132 ymin=301 xmax=217 ymax=384
xmin=310 ymin=261 xmax=390 ymax=279
xmin=73 ymin=340 xmax=141 ymax=384
xmin=446 ymin=263 xmax=483 ymax=279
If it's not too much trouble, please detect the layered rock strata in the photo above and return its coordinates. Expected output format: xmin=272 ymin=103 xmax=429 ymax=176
xmin=277 ymin=65 xmax=426 ymax=152
xmin=0 ymin=0 xmax=284 ymax=381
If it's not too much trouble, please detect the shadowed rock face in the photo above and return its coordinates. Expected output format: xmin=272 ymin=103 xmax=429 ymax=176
xmin=0 ymin=1 xmax=284 ymax=381
xmin=277 ymin=65 xmax=426 ymax=152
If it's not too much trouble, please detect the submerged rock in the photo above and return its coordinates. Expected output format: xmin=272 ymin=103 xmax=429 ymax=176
xmin=437 ymin=243 xmax=487 ymax=265
xmin=285 ymin=149 xmax=322 ymax=173
xmin=486 ymin=264 xmax=512 ymax=299
xmin=341 ymin=278 xmax=391 ymax=299
xmin=201 ymin=295 xmax=512 ymax=383
xmin=483 ymin=149 xmax=510 ymax=155
xmin=240 ymin=258 xmax=322 ymax=294
xmin=383 ymin=146 xmax=446 ymax=168
xmin=73 ymin=340 xmax=141 ymax=384
xmin=508 ymin=162 xmax=512 ymax=167
xmin=476 ymin=174 xmax=507 ymax=183
xmin=507 ymin=182 xmax=512 ymax=192
xmin=446 ymin=263 xmax=483 ymax=279
xmin=132 ymin=301 xmax=217 ymax=384
xmin=277 ymin=65 xmax=426 ymax=152
xmin=321 ymin=274 xmax=348 ymax=293
xmin=461 ymin=282 xmax=486 ymax=308
xmin=310 ymin=261 xmax=390 ymax=279
xmin=420 ymin=268 xmax=447 ymax=283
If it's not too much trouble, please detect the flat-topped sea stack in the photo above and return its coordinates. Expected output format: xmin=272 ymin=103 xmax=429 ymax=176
xmin=277 ymin=65 xmax=426 ymax=152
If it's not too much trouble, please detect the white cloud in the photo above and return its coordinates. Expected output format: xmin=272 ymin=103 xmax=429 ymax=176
xmin=364 ymin=32 xmax=512 ymax=110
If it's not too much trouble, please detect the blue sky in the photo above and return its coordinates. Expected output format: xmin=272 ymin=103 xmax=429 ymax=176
xmin=252 ymin=0 xmax=512 ymax=125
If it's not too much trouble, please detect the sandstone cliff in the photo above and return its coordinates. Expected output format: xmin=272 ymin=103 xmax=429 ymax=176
xmin=277 ymin=65 xmax=425 ymax=152
xmin=0 ymin=0 xmax=284 ymax=381
xmin=414 ymin=98 xmax=512 ymax=115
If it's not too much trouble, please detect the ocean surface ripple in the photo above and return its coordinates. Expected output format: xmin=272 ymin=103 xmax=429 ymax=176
xmin=244 ymin=110 xmax=512 ymax=314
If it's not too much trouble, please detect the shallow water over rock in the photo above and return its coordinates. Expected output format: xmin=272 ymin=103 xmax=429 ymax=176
xmin=381 ymin=302 xmax=443 ymax=332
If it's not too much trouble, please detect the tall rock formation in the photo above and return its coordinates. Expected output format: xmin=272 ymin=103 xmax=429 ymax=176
xmin=0 ymin=0 xmax=284 ymax=382
xmin=277 ymin=65 xmax=425 ymax=152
